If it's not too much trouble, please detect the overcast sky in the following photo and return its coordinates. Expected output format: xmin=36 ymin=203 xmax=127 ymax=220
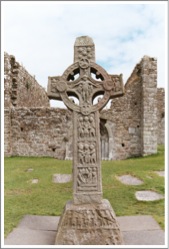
xmin=2 ymin=1 xmax=168 ymax=108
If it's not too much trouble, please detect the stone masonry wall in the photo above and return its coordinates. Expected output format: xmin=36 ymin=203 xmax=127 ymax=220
xmin=4 ymin=52 xmax=49 ymax=108
xmin=101 ymin=63 xmax=142 ymax=160
xmin=4 ymin=109 xmax=12 ymax=156
xmin=11 ymin=108 xmax=72 ymax=159
xmin=4 ymin=53 xmax=164 ymax=160
xmin=101 ymin=55 xmax=160 ymax=159
xmin=4 ymin=53 xmax=12 ymax=108
xmin=4 ymin=52 xmax=50 ymax=156
xmin=157 ymin=88 xmax=165 ymax=144
xmin=140 ymin=56 xmax=157 ymax=155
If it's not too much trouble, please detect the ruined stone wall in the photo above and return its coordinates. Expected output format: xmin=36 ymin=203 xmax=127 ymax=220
xmin=101 ymin=63 xmax=142 ymax=160
xmin=4 ymin=53 xmax=12 ymax=108
xmin=101 ymin=55 xmax=159 ymax=159
xmin=10 ymin=108 xmax=72 ymax=159
xmin=4 ymin=52 xmax=50 ymax=156
xmin=157 ymin=88 xmax=165 ymax=144
xmin=4 ymin=52 xmax=50 ymax=108
xmin=4 ymin=109 xmax=12 ymax=156
xmin=140 ymin=56 xmax=157 ymax=155
xmin=4 ymin=52 xmax=164 ymax=160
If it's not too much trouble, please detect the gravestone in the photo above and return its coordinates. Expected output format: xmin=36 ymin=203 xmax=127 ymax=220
xmin=47 ymin=36 xmax=124 ymax=245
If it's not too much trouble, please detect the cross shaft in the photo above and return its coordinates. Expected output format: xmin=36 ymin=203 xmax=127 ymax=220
xmin=47 ymin=36 xmax=124 ymax=204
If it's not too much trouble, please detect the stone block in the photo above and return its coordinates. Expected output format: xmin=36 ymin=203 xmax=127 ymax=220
xmin=128 ymin=127 xmax=135 ymax=134
xmin=55 ymin=199 xmax=123 ymax=245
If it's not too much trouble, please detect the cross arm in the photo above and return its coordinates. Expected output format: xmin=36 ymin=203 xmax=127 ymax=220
xmin=105 ymin=74 xmax=124 ymax=99
xmin=47 ymin=76 xmax=64 ymax=101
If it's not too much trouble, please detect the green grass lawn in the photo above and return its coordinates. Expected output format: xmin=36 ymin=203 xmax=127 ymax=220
xmin=4 ymin=145 xmax=165 ymax=237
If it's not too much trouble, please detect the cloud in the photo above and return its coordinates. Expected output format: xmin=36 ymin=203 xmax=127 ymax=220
xmin=2 ymin=1 xmax=167 ymax=108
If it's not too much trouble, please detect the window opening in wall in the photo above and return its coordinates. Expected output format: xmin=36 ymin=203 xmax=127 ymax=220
xmin=52 ymin=148 xmax=56 ymax=152
xmin=137 ymin=125 xmax=140 ymax=128
xmin=161 ymin=112 xmax=165 ymax=118
xmin=122 ymin=143 xmax=125 ymax=147
xmin=100 ymin=119 xmax=109 ymax=160
xmin=21 ymin=127 xmax=23 ymax=132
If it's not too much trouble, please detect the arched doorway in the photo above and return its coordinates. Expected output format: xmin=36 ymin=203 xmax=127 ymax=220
xmin=100 ymin=119 xmax=109 ymax=160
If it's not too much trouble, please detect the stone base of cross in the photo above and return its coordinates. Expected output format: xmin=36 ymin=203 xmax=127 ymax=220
xmin=48 ymin=36 xmax=124 ymax=245
xmin=55 ymin=200 xmax=123 ymax=245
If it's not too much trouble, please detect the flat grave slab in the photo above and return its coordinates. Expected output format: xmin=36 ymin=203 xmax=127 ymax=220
xmin=135 ymin=190 xmax=164 ymax=201
xmin=117 ymin=174 xmax=143 ymax=185
xmin=52 ymin=174 xmax=72 ymax=183
xmin=31 ymin=179 xmax=39 ymax=184
xmin=155 ymin=171 xmax=165 ymax=177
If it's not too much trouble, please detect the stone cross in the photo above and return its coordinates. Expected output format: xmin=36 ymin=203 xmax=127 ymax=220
xmin=47 ymin=36 xmax=124 ymax=245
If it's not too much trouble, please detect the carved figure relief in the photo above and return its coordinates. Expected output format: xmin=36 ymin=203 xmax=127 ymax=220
xmin=77 ymin=76 xmax=93 ymax=104
xmin=111 ymin=75 xmax=123 ymax=92
xmin=78 ymin=142 xmax=84 ymax=164
xmin=77 ymin=167 xmax=97 ymax=186
xmin=78 ymin=142 xmax=96 ymax=165
xmin=50 ymin=77 xmax=60 ymax=93
xmin=78 ymin=114 xmax=96 ymax=139
xmin=89 ymin=144 xmax=96 ymax=164
xmin=77 ymin=46 xmax=94 ymax=64
xmin=62 ymin=208 xmax=118 ymax=229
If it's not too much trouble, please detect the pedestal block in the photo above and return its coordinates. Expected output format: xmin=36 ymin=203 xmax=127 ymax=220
xmin=55 ymin=199 xmax=123 ymax=245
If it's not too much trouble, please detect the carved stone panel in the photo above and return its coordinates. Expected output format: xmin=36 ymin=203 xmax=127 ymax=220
xmin=73 ymin=111 xmax=102 ymax=204
xmin=55 ymin=200 xmax=124 ymax=245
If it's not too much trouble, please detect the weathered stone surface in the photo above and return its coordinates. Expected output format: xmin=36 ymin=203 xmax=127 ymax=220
xmin=135 ymin=190 xmax=164 ymax=201
xmin=117 ymin=175 xmax=143 ymax=185
xmin=55 ymin=200 xmax=123 ymax=245
xmin=48 ymin=36 xmax=124 ymax=244
xmin=4 ymin=52 xmax=49 ymax=109
xmin=4 ymin=109 xmax=12 ymax=156
xmin=52 ymin=174 xmax=72 ymax=183
xmin=101 ymin=55 xmax=163 ymax=159
xmin=9 ymin=107 xmax=72 ymax=158
xmin=141 ymin=56 xmax=158 ymax=156
xmin=48 ymin=36 xmax=124 ymax=206
xmin=157 ymin=88 xmax=165 ymax=145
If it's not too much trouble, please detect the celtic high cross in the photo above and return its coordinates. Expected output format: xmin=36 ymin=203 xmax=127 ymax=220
xmin=48 ymin=36 xmax=123 ymax=204
xmin=47 ymin=36 xmax=124 ymax=244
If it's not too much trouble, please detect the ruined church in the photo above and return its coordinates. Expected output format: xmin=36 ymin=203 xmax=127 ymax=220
xmin=4 ymin=51 xmax=165 ymax=160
